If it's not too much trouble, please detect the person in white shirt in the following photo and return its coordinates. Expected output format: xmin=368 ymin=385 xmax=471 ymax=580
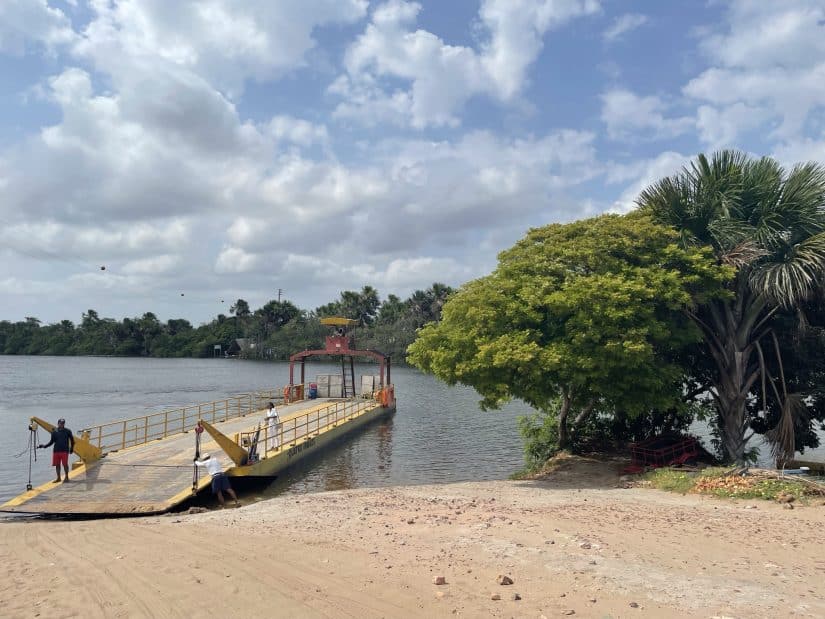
xmin=194 ymin=453 xmax=239 ymax=507
xmin=265 ymin=401 xmax=281 ymax=451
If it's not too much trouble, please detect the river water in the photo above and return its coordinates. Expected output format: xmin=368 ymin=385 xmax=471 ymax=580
xmin=1 ymin=356 xmax=822 ymax=507
xmin=0 ymin=356 xmax=532 ymax=505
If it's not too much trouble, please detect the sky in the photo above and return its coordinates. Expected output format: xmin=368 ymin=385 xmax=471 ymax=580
xmin=0 ymin=0 xmax=824 ymax=326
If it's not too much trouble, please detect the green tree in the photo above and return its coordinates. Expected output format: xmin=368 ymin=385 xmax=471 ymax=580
xmin=268 ymin=313 xmax=326 ymax=358
xmin=341 ymin=286 xmax=381 ymax=326
xmin=81 ymin=309 xmax=100 ymax=329
xmin=376 ymin=294 xmax=405 ymax=325
xmin=406 ymin=283 xmax=454 ymax=328
xmin=638 ymin=150 xmax=825 ymax=463
xmin=408 ymin=213 xmax=728 ymax=451
xmin=137 ymin=312 xmax=162 ymax=355
xmin=229 ymin=299 xmax=251 ymax=319
xmin=255 ymin=300 xmax=301 ymax=336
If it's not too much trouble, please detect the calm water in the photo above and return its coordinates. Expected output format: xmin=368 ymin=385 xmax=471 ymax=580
xmin=0 ymin=356 xmax=532 ymax=504
xmin=2 ymin=357 xmax=821 ymax=507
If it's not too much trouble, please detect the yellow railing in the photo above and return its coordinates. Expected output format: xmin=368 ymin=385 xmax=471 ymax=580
xmin=240 ymin=395 xmax=385 ymax=461
xmin=84 ymin=388 xmax=284 ymax=454
xmin=81 ymin=381 xmax=385 ymax=456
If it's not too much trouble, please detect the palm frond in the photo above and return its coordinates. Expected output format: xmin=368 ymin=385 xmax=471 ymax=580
xmin=741 ymin=156 xmax=784 ymax=223
xmin=780 ymin=162 xmax=825 ymax=214
xmin=708 ymin=218 xmax=756 ymax=251
xmin=764 ymin=393 xmax=808 ymax=466
xmin=720 ymin=240 xmax=769 ymax=269
xmin=750 ymin=233 xmax=825 ymax=307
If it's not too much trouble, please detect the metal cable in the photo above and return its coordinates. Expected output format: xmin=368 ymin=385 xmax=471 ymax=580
xmin=192 ymin=427 xmax=202 ymax=493
xmin=26 ymin=425 xmax=38 ymax=490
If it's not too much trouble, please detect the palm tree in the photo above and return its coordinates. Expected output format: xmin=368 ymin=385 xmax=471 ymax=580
xmin=638 ymin=150 xmax=825 ymax=463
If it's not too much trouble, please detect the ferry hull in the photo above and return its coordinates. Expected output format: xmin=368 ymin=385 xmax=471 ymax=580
xmin=238 ymin=403 xmax=394 ymax=478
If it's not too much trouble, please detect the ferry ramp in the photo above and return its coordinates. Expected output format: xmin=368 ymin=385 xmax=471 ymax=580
xmin=1 ymin=398 xmax=350 ymax=516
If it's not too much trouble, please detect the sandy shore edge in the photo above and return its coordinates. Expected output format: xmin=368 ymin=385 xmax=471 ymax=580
xmin=2 ymin=476 xmax=824 ymax=619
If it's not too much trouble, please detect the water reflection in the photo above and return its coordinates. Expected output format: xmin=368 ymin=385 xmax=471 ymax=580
xmin=323 ymin=442 xmax=355 ymax=492
xmin=376 ymin=417 xmax=393 ymax=472
xmin=261 ymin=416 xmax=399 ymax=497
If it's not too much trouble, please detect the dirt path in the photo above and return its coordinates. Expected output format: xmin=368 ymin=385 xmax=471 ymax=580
xmin=2 ymin=475 xmax=823 ymax=618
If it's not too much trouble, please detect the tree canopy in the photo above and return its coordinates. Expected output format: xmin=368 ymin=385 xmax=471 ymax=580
xmin=408 ymin=213 xmax=729 ymax=450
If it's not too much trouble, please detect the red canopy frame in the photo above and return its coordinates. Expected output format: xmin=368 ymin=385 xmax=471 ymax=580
xmin=288 ymin=332 xmax=391 ymax=389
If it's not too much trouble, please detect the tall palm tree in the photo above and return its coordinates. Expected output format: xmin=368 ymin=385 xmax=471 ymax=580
xmin=638 ymin=150 xmax=825 ymax=463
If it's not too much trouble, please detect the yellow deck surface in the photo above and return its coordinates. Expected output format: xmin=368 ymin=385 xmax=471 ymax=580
xmin=1 ymin=398 xmax=355 ymax=516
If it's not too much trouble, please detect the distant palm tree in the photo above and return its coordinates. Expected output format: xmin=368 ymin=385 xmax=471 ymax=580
xmin=638 ymin=150 xmax=825 ymax=463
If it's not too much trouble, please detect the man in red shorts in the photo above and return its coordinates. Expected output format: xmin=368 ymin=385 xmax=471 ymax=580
xmin=38 ymin=418 xmax=75 ymax=483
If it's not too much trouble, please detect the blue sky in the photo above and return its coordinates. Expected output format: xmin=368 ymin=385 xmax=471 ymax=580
xmin=1 ymin=0 xmax=823 ymax=324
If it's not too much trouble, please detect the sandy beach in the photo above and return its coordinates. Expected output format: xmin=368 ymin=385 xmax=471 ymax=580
xmin=2 ymin=461 xmax=824 ymax=619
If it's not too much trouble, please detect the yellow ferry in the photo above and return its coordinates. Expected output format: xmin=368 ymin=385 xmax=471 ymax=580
xmin=1 ymin=318 xmax=395 ymax=516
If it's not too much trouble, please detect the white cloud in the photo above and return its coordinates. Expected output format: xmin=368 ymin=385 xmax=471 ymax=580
xmin=383 ymin=257 xmax=473 ymax=289
xmin=335 ymin=1 xmax=485 ymax=128
xmin=772 ymin=135 xmax=825 ymax=167
xmin=0 ymin=219 xmax=191 ymax=260
xmin=685 ymin=65 xmax=825 ymax=141
xmin=601 ymin=89 xmax=693 ymax=141
xmin=215 ymin=246 xmax=260 ymax=274
xmin=686 ymin=0 xmax=825 ymax=144
xmin=602 ymin=13 xmax=647 ymax=43
xmin=267 ymin=116 xmax=329 ymax=149
xmin=699 ymin=0 xmax=825 ymax=71
xmin=0 ymin=66 xmax=270 ymax=228
xmin=121 ymin=255 xmax=180 ymax=275
xmin=0 ymin=276 xmax=54 ymax=297
xmin=695 ymin=103 xmax=772 ymax=150
xmin=607 ymin=151 xmax=691 ymax=213
xmin=333 ymin=0 xmax=601 ymax=128
xmin=478 ymin=0 xmax=601 ymax=99
xmin=7 ymin=1 xmax=768 ymax=325
xmin=73 ymin=0 xmax=369 ymax=97
xmin=0 ymin=0 xmax=75 ymax=55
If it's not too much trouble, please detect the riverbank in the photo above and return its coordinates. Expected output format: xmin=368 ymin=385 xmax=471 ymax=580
xmin=2 ymin=469 xmax=824 ymax=619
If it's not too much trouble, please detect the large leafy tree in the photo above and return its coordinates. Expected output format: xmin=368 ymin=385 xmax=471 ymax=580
xmin=638 ymin=151 xmax=825 ymax=463
xmin=408 ymin=213 xmax=728 ymax=450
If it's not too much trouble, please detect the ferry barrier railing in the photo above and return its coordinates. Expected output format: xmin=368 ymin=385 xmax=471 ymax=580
xmin=82 ymin=388 xmax=285 ymax=454
xmin=241 ymin=392 xmax=386 ymax=461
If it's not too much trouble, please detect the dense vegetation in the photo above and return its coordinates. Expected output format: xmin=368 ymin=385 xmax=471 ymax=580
xmin=409 ymin=151 xmax=825 ymax=465
xmin=0 ymin=283 xmax=453 ymax=363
